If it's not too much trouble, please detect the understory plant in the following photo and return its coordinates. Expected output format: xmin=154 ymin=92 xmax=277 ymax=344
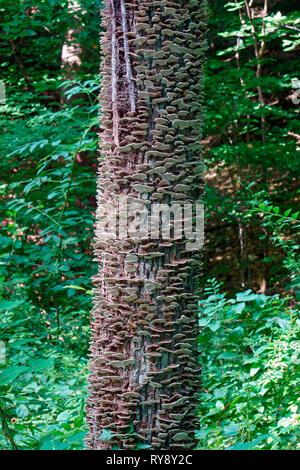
xmin=197 ymin=278 xmax=299 ymax=450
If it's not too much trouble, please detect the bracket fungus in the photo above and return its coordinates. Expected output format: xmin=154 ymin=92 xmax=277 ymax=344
xmin=86 ymin=0 xmax=207 ymax=450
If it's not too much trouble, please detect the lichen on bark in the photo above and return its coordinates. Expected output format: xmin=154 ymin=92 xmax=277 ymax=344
xmin=86 ymin=0 xmax=207 ymax=450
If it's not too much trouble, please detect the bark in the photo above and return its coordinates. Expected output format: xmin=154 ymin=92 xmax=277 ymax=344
xmin=86 ymin=0 xmax=207 ymax=450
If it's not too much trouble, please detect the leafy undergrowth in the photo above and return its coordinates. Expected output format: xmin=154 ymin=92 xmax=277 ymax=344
xmin=0 ymin=298 xmax=89 ymax=450
xmin=197 ymin=279 xmax=300 ymax=450
xmin=0 ymin=77 xmax=97 ymax=450
xmin=1 ymin=280 xmax=299 ymax=450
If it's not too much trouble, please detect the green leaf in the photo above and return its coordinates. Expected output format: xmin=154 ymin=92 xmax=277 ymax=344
xmin=64 ymin=285 xmax=86 ymax=291
xmin=250 ymin=367 xmax=260 ymax=377
xmin=39 ymin=437 xmax=56 ymax=450
xmin=214 ymin=388 xmax=227 ymax=399
xmin=231 ymin=302 xmax=246 ymax=314
xmin=16 ymin=404 xmax=29 ymax=418
xmin=226 ymin=441 xmax=252 ymax=450
xmin=56 ymin=410 xmax=71 ymax=422
xmin=198 ymin=319 xmax=210 ymax=327
xmin=218 ymin=351 xmax=239 ymax=361
xmin=39 ymin=436 xmax=69 ymax=450
xmin=66 ymin=431 xmax=87 ymax=444
xmin=209 ymin=321 xmax=221 ymax=332
xmin=216 ymin=400 xmax=225 ymax=410
xmin=236 ymin=291 xmax=259 ymax=302
xmin=24 ymin=29 xmax=37 ymax=37
xmin=223 ymin=424 xmax=240 ymax=436
xmin=0 ymin=366 xmax=29 ymax=385
xmin=28 ymin=358 xmax=54 ymax=371
xmin=0 ymin=300 xmax=23 ymax=311
xmin=229 ymin=326 xmax=244 ymax=340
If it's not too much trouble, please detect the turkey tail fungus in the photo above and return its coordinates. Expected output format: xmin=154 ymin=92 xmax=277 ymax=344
xmin=86 ymin=0 xmax=207 ymax=450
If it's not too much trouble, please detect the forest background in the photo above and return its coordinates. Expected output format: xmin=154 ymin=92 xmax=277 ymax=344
xmin=0 ymin=0 xmax=299 ymax=450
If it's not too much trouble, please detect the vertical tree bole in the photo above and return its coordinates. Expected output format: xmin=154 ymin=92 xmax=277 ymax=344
xmin=86 ymin=0 xmax=207 ymax=450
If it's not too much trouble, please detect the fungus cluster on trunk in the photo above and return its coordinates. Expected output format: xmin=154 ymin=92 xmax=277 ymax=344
xmin=86 ymin=0 xmax=207 ymax=450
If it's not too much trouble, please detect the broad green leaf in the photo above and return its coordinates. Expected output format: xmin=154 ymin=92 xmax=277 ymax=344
xmin=223 ymin=424 xmax=240 ymax=436
xmin=28 ymin=358 xmax=54 ymax=371
xmin=0 ymin=366 xmax=29 ymax=385
xmin=16 ymin=404 xmax=29 ymax=419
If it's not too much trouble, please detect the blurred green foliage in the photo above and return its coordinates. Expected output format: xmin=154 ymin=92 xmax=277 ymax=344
xmin=204 ymin=0 xmax=300 ymax=293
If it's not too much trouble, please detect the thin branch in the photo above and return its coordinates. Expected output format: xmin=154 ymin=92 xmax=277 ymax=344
xmin=0 ymin=406 xmax=19 ymax=450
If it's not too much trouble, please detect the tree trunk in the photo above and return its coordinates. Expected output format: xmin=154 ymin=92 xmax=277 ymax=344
xmin=86 ymin=0 xmax=207 ymax=450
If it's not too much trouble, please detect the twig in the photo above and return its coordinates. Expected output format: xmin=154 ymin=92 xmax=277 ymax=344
xmin=0 ymin=406 xmax=19 ymax=450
